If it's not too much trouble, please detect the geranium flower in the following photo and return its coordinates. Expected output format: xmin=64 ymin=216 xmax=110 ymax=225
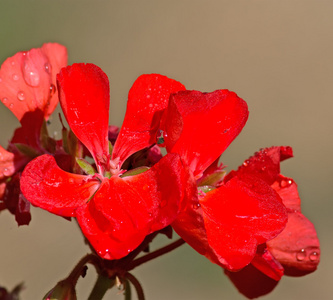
xmin=225 ymin=146 xmax=320 ymax=298
xmin=161 ymin=90 xmax=288 ymax=271
xmin=21 ymin=63 xmax=195 ymax=259
xmin=0 ymin=43 xmax=67 ymax=225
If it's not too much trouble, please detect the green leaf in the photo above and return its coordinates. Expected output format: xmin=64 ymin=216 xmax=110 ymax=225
xmin=75 ymin=158 xmax=96 ymax=175
xmin=121 ymin=166 xmax=150 ymax=178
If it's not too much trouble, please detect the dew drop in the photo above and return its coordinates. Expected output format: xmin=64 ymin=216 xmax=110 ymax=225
xmin=44 ymin=62 xmax=51 ymax=74
xmin=309 ymin=252 xmax=319 ymax=262
xmin=68 ymin=178 xmax=74 ymax=184
xmin=12 ymin=74 xmax=19 ymax=81
xmin=192 ymin=203 xmax=201 ymax=210
xmin=280 ymin=179 xmax=293 ymax=188
xmin=9 ymin=103 xmax=14 ymax=108
xmin=148 ymin=103 xmax=153 ymax=108
xmin=49 ymin=84 xmax=56 ymax=96
xmin=296 ymin=249 xmax=306 ymax=261
xmin=22 ymin=62 xmax=40 ymax=87
xmin=2 ymin=97 xmax=8 ymax=104
xmin=243 ymin=160 xmax=250 ymax=167
xmin=17 ymin=91 xmax=25 ymax=101
xmin=11 ymin=61 xmax=15 ymax=66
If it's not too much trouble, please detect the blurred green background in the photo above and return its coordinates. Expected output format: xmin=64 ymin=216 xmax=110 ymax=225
xmin=0 ymin=1 xmax=332 ymax=299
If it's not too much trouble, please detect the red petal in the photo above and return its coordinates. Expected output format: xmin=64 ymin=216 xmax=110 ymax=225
xmin=57 ymin=64 xmax=110 ymax=169
xmin=20 ymin=154 xmax=100 ymax=217
xmin=0 ymin=43 xmax=67 ymax=121
xmin=0 ymin=145 xmax=17 ymax=179
xmin=267 ymin=212 xmax=320 ymax=275
xmin=271 ymin=175 xmax=301 ymax=212
xmin=251 ymin=245 xmax=284 ymax=281
xmin=164 ymin=90 xmax=248 ymax=177
xmin=112 ymin=74 xmax=185 ymax=165
xmin=225 ymin=264 xmax=279 ymax=299
xmin=123 ymin=153 xmax=194 ymax=232
xmin=77 ymin=153 xmax=195 ymax=260
xmin=41 ymin=43 xmax=68 ymax=118
xmin=76 ymin=177 xmax=150 ymax=259
xmin=200 ymin=175 xmax=287 ymax=270
xmin=231 ymin=146 xmax=294 ymax=185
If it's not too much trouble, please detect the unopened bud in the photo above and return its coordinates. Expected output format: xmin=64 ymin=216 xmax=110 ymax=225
xmin=43 ymin=280 xmax=77 ymax=300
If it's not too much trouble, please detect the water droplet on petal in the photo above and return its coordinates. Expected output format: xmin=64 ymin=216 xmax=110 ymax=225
xmin=23 ymin=62 xmax=40 ymax=87
xmin=12 ymin=74 xmax=19 ymax=81
xmin=68 ymin=178 xmax=74 ymax=184
xmin=309 ymin=252 xmax=319 ymax=262
xmin=11 ymin=61 xmax=15 ymax=66
xmin=147 ymin=95 xmax=151 ymax=99
xmin=2 ymin=97 xmax=8 ymax=104
xmin=9 ymin=103 xmax=14 ymax=108
xmin=296 ymin=249 xmax=306 ymax=261
xmin=44 ymin=62 xmax=51 ymax=74
xmin=192 ymin=203 xmax=201 ymax=210
xmin=17 ymin=91 xmax=25 ymax=101
xmin=49 ymin=84 xmax=56 ymax=96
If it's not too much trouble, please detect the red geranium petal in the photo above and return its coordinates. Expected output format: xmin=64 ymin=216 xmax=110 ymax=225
xmin=123 ymin=153 xmax=194 ymax=232
xmin=57 ymin=64 xmax=110 ymax=169
xmin=20 ymin=154 xmax=100 ymax=217
xmin=112 ymin=74 xmax=185 ymax=165
xmin=77 ymin=153 xmax=195 ymax=260
xmin=0 ymin=43 xmax=67 ymax=121
xmin=251 ymin=245 xmax=284 ymax=281
xmin=271 ymin=174 xmax=301 ymax=212
xmin=267 ymin=212 xmax=320 ymax=275
xmin=164 ymin=90 xmax=248 ymax=177
xmin=231 ymin=146 xmax=294 ymax=185
xmin=200 ymin=175 xmax=287 ymax=270
xmin=0 ymin=145 xmax=17 ymax=180
xmin=225 ymin=264 xmax=279 ymax=299
xmin=40 ymin=43 xmax=68 ymax=118
xmin=77 ymin=177 xmax=150 ymax=259
xmin=172 ymin=193 xmax=229 ymax=268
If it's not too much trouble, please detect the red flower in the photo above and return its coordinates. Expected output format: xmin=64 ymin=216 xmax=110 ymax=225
xmin=161 ymin=90 xmax=288 ymax=271
xmin=0 ymin=43 xmax=67 ymax=225
xmin=225 ymin=147 xmax=320 ymax=298
xmin=21 ymin=63 xmax=194 ymax=259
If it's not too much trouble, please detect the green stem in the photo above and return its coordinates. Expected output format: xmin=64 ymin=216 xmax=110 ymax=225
xmin=87 ymin=275 xmax=115 ymax=300
xmin=125 ymin=272 xmax=145 ymax=300
xmin=129 ymin=238 xmax=185 ymax=270
xmin=67 ymin=254 xmax=100 ymax=285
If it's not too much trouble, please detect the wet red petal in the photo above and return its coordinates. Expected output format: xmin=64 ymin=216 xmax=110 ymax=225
xmin=123 ymin=153 xmax=194 ymax=232
xmin=251 ymin=245 xmax=284 ymax=281
xmin=271 ymin=174 xmax=301 ymax=212
xmin=76 ymin=177 xmax=151 ymax=259
xmin=0 ymin=145 xmax=17 ymax=180
xmin=112 ymin=74 xmax=185 ymax=165
xmin=57 ymin=64 xmax=110 ymax=169
xmin=40 ymin=43 xmax=68 ymax=118
xmin=231 ymin=146 xmax=294 ymax=185
xmin=77 ymin=153 xmax=195 ymax=260
xmin=21 ymin=154 xmax=100 ymax=217
xmin=225 ymin=264 xmax=279 ymax=299
xmin=164 ymin=90 xmax=248 ymax=177
xmin=200 ymin=175 xmax=287 ymax=270
xmin=267 ymin=212 xmax=320 ymax=275
xmin=0 ymin=43 xmax=67 ymax=121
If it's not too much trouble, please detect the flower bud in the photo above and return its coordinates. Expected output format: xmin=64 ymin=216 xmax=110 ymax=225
xmin=43 ymin=280 xmax=77 ymax=300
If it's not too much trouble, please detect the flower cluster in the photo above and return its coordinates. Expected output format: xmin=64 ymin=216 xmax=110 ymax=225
xmin=0 ymin=44 xmax=320 ymax=299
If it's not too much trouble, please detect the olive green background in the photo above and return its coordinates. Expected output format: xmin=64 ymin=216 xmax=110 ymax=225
xmin=0 ymin=1 xmax=332 ymax=299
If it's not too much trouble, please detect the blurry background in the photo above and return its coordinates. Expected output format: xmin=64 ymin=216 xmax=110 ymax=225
xmin=0 ymin=1 xmax=332 ymax=299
